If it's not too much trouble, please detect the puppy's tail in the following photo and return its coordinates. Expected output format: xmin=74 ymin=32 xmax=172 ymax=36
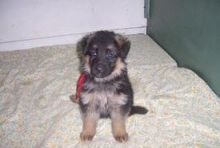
xmin=129 ymin=106 xmax=148 ymax=116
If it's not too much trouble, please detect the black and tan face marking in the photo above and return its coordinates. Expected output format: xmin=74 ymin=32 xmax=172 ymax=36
xmin=88 ymin=43 xmax=118 ymax=78
xmin=78 ymin=31 xmax=130 ymax=82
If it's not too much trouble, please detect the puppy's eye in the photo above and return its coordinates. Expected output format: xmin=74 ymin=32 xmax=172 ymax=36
xmin=90 ymin=50 xmax=97 ymax=57
xmin=106 ymin=50 xmax=116 ymax=58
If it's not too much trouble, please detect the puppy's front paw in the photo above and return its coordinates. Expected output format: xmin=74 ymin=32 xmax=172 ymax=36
xmin=114 ymin=132 xmax=128 ymax=142
xmin=80 ymin=131 xmax=95 ymax=141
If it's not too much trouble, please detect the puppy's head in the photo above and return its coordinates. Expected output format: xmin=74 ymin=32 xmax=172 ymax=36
xmin=77 ymin=31 xmax=130 ymax=82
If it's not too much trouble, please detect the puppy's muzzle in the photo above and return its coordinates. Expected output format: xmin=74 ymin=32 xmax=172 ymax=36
xmin=96 ymin=63 xmax=105 ymax=73
xmin=92 ymin=62 xmax=111 ymax=78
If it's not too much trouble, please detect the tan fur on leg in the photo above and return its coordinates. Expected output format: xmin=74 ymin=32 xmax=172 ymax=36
xmin=80 ymin=113 xmax=99 ymax=141
xmin=111 ymin=113 xmax=128 ymax=142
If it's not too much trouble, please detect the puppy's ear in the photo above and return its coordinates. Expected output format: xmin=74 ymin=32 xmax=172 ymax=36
xmin=115 ymin=34 xmax=131 ymax=58
xmin=77 ymin=34 xmax=93 ymax=55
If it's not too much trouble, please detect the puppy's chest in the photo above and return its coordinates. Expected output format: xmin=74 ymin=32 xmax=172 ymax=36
xmin=81 ymin=91 xmax=125 ymax=106
xmin=80 ymin=82 xmax=127 ymax=107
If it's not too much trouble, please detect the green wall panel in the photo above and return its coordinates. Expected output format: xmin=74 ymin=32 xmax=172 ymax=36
xmin=148 ymin=0 xmax=220 ymax=96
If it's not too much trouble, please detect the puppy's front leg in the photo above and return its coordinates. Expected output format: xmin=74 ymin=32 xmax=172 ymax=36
xmin=80 ymin=113 xmax=99 ymax=141
xmin=111 ymin=112 xmax=128 ymax=142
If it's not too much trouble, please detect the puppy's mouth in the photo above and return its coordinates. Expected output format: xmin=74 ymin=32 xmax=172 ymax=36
xmin=93 ymin=73 xmax=109 ymax=78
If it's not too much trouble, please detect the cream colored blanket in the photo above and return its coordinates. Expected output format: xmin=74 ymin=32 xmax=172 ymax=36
xmin=0 ymin=35 xmax=219 ymax=147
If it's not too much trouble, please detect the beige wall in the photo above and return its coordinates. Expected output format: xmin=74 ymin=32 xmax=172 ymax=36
xmin=0 ymin=0 xmax=146 ymax=51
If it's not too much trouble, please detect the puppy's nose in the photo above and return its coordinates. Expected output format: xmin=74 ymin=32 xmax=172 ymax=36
xmin=96 ymin=64 xmax=104 ymax=73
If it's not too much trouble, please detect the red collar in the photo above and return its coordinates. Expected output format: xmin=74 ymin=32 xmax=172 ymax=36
xmin=76 ymin=73 xmax=87 ymax=99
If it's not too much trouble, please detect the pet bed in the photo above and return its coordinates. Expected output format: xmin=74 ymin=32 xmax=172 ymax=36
xmin=0 ymin=35 xmax=219 ymax=147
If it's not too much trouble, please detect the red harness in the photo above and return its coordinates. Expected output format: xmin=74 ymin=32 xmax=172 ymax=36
xmin=76 ymin=73 xmax=86 ymax=99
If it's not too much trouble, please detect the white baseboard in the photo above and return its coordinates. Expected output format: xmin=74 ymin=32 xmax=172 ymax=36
xmin=0 ymin=26 xmax=146 ymax=51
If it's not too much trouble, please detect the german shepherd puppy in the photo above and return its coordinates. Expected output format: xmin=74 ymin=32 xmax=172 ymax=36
xmin=71 ymin=31 xmax=147 ymax=142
